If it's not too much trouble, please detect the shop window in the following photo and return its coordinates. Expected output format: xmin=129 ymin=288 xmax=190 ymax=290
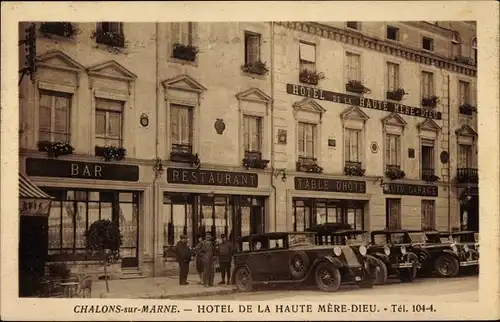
xmin=346 ymin=21 xmax=360 ymax=30
xmin=386 ymin=198 xmax=401 ymax=229
xmin=38 ymin=91 xmax=72 ymax=143
xmin=422 ymin=36 xmax=434 ymax=51
xmin=346 ymin=52 xmax=361 ymax=82
xmin=386 ymin=26 xmax=400 ymax=41
xmin=421 ymin=71 xmax=434 ymax=99
xmin=171 ymin=22 xmax=194 ymax=46
xmin=243 ymin=115 xmax=262 ymax=155
xmin=459 ymin=80 xmax=470 ymax=106
xmin=244 ymin=31 xmax=261 ymax=65
xmin=421 ymin=200 xmax=435 ymax=230
xmin=385 ymin=134 xmax=401 ymax=170
xmin=298 ymin=122 xmax=316 ymax=160
xmin=170 ymin=104 xmax=194 ymax=154
xmin=421 ymin=139 xmax=435 ymax=178
xmin=299 ymin=42 xmax=316 ymax=72
xmin=95 ymin=98 xmax=123 ymax=147
xmin=387 ymin=62 xmax=400 ymax=91
xmin=451 ymin=32 xmax=462 ymax=57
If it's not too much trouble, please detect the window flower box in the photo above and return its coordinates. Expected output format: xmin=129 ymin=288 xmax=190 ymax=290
xmin=421 ymin=95 xmax=439 ymax=108
xmin=346 ymin=80 xmax=371 ymax=94
xmin=385 ymin=166 xmax=406 ymax=180
xmin=459 ymin=103 xmax=477 ymax=116
xmin=95 ymin=145 xmax=126 ymax=162
xmin=299 ymin=69 xmax=325 ymax=85
xmin=422 ymin=173 xmax=440 ymax=182
xmin=242 ymin=151 xmax=269 ymax=169
xmin=172 ymin=43 xmax=198 ymax=62
xmin=37 ymin=141 xmax=74 ymax=158
xmin=241 ymin=60 xmax=269 ymax=75
xmin=344 ymin=161 xmax=366 ymax=176
xmin=454 ymin=55 xmax=474 ymax=66
xmin=39 ymin=22 xmax=76 ymax=38
xmin=94 ymin=31 xmax=125 ymax=48
xmin=296 ymin=157 xmax=323 ymax=173
xmin=170 ymin=150 xmax=200 ymax=166
xmin=386 ymin=88 xmax=407 ymax=101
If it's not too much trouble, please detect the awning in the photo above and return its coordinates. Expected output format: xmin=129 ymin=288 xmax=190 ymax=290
xmin=19 ymin=172 xmax=53 ymax=199
xmin=19 ymin=172 xmax=53 ymax=216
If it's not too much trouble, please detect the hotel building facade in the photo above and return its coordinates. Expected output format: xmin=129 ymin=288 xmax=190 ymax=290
xmin=18 ymin=21 xmax=477 ymax=277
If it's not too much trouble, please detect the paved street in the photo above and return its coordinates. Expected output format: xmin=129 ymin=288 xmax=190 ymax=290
xmin=186 ymin=275 xmax=478 ymax=301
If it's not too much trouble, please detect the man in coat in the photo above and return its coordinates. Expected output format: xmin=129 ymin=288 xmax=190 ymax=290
xmin=199 ymin=231 xmax=215 ymax=287
xmin=216 ymin=234 xmax=234 ymax=285
xmin=175 ymin=235 xmax=191 ymax=285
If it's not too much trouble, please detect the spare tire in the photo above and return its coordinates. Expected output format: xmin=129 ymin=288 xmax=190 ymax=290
xmin=289 ymin=251 xmax=311 ymax=279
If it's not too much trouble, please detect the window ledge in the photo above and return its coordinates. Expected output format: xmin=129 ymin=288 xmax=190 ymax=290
xmin=240 ymin=70 xmax=267 ymax=80
xmin=39 ymin=32 xmax=77 ymax=44
xmin=167 ymin=57 xmax=198 ymax=67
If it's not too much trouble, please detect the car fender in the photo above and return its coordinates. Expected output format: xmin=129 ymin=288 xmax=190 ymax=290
xmin=372 ymin=253 xmax=390 ymax=264
xmin=316 ymin=255 xmax=343 ymax=268
xmin=441 ymin=249 xmax=459 ymax=259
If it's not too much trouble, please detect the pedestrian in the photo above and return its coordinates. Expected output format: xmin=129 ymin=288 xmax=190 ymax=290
xmin=175 ymin=235 xmax=191 ymax=285
xmin=216 ymin=234 xmax=234 ymax=285
xmin=199 ymin=231 xmax=215 ymax=287
xmin=194 ymin=236 xmax=204 ymax=284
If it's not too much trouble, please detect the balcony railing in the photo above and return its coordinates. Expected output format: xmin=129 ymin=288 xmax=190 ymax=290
xmin=421 ymin=167 xmax=439 ymax=182
xmin=457 ymin=168 xmax=478 ymax=183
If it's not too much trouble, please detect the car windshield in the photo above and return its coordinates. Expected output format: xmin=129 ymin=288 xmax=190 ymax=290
xmin=408 ymin=232 xmax=427 ymax=243
xmin=390 ymin=233 xmax=407 ymax=244
xmin=288 ymin=233 xmax=315 ymax=247
xmin=344 ymin=233 xmax=368 ymax=245
xmin=372 ymin=234 xmax=388 ymax=245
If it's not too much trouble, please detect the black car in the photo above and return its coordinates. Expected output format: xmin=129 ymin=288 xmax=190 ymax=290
xmin=230 ymin=232 xmax=378 ymax=292
xmin=439 ymin=231 xmax=479 ymax=253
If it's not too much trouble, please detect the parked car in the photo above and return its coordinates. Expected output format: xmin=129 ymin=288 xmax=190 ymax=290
xmin=230 ymin=232 xmax=378 ymax=292
xmin=439 ymin=231 xmax=479 ymax=253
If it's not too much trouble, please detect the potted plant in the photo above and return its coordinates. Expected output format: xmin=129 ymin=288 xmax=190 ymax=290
xmin=296 ymin=158 xmax=323 ymax=173
xmin=85 ymin=219 xmax=122 ymax=296
xmin=421 ymin=95 xmax=439 ymax=108
xmin=385 ymin=167 xmax=406 ymax=180
xmin=454 ymin=55 xmax=474 ymax=66
xmin=241 ymin=60 xmax=269 ymax=75
xmin=39 ymin=22 xmax=76 ymax=38
xmin=37 ymin=141 xmax=74 ymax=158
xmin=170 ymin=150 xmax=200 ymax=167
xmin=386 ymin=88 xmax=407 ymax=101
xmin=459 ymin=103 xmax=477 ymax=116
xmin=93 ymin=30 xmax=125 ymax=47
xmin=422 ymin=173 xmax=440 ymax=182
xmin=299 ymin=69 xmax=325 ymax=85
xmin=172 ymin=43 xmax=199 ymax=62
xmin=95 ymin=145 xmax=126 ymax=162
xmin=346 ymin=80 xmax=371 ymax=94
xmin=344 ymin=162 xmax=366 ymax=176
xmin=242 ymin=151 xmax=270 ymax=169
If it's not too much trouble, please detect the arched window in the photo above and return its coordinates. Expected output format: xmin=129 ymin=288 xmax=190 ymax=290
xmin=451 ymin=32 xmax=461 ymax=58
xmin=472 ymin=38 xmax=477 ymax=65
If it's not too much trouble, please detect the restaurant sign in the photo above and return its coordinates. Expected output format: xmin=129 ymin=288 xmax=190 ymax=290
xmin=295 ymin=177 xmax=366 ymax=194
xmin=383 ymin=183 xmax=438 ymax=197
xmin=287 ymin=84 xmax=442 ymax=120
xmin=19 ymin=198 xmax=52 ymax=216
xmin=167 ymin=168 xmax=258 ymax=188
xmin=25 ymin=158 xmax=139 ymax=181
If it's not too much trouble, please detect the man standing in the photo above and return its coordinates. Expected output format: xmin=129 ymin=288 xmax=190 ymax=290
xmin=199 ymin=231 xmax=215 ymax=287
xmin=175 ymin=235 xmax=191 ymax=285
xmin=216 ymin=234 xmax=234 ymax=285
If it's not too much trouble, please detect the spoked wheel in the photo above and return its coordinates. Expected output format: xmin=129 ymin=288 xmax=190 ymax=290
xmin=314 ymin=262 xmax=341 ymax=292
xmin=434 ymin=254 xmax=459 ymax=278
xmin=234 ymin=266 xmax=253 ymax=292
xmin=374 ymin=259 xmax=388 ymax=285
xmin=289 ymin=252 xmax=310 ymax=279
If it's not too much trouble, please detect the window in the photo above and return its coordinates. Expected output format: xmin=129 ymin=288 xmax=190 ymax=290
xmin=98 ymin=22 xmax=123 ymax=35
xmin=472 ymin=38 xmax=477 ymax=64
xmin=346 ymin=52 xmax=361 ymax=82
xmin=298 ymin=122 xmax=316 ymax=159
xmin=387 ymin=62 xmax=400 ymax=91
xmin=38 ymin=91 xmax=71 ymax=142
xmin=95 ymin=98 xmax=123 ymax=147
xmin=422 ymin=37 xmax=434 ymax=51
xmin=244 ymin=32 xmax=261 ymax=65
xmin=299 ymin=42 xmax=316 ymax=72
xmin=386 ymin=26 xmax=400 ymax=41
xmin=385 ymin=134 xmax=401 ymax=169
xmin=243 ymin=115 xmax=262 ymax=154
xmin=458 ymin=144 xmax=473 ymax=168
xmin=421 ymin=200 xmax=435 ymax=230
xmin=459 ymin=81 xmax=470 ymax=106
xmin=421 ymin=139 xmax=435 ymax=177
xmin=451 ymin=32 xmax=461 ymax=57
xmin=421 ymin=71 xmax=434 ymax=98
xmin=96 ymin=22 xmax=124 ymax=47
xmin=170 ymin=104 xmax=193 ymax=153
xmin=171 ymin=22 xmax=194 ymax=45
xmin=344 ymin=128 xmax=362 ymax=163
xmin=346 ymin=22 xmax=359 ymax=30
xmin=386 ymin=198 xmax=401 ymax=229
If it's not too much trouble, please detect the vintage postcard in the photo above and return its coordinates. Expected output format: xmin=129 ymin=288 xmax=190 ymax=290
xmin=1 ymin=1 xmax=499 ymax=321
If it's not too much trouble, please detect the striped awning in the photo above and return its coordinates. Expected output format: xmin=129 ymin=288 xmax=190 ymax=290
xmin=19 ymin=172 xmax=53 ymax=199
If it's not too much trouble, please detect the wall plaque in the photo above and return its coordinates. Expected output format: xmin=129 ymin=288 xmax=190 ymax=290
xmin=25 ymin=158 xmax=140 ymax=181
xmin=167 ymin=167 xmax=258 ymax=187
xmin=295 ymin=177 xmax=366 ymax=193
xmin=383 ymin=183 xmax=438 ymax=197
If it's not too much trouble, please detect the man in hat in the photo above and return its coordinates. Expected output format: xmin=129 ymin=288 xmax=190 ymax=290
xmin=216 ymin=233 xmax=234 ymax=285
xmin=199 ymin=231 xmax=215 ymax=287
xmin=175 ymin=235 xmax=191 ymax=285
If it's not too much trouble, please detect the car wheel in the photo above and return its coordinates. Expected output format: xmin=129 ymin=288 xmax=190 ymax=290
xmin=289 ymin=251 xmax=311 ymax=279
xmin=234 ymin=266 xmax=253 ymax=292
xmin=434 ymin=254 xmax=459 ymax=278
xmin=314 ymin=262 xmax=341 ymax=292
xmin=373 ymin=258 xmax=388 ymax=285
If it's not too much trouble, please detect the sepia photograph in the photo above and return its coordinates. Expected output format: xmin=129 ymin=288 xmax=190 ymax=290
xmin=2 ymin=1 xmax=499 ymax=321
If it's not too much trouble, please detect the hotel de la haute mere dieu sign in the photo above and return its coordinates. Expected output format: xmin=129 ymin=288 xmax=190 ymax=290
xmin=287 ymin=84 xmax=442 ymax=120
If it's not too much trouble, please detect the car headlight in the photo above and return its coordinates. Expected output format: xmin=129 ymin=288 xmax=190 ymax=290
xmin=464 ymin=244 xmax=469 ymax=253
xmin=333 ymin=246 xmax=342 ymax=256
xmin=359 ymin=245 xmax=367 ymax=256
xmin=384 ymin=245 xmax=391 ymax=256
xmin=400 ymin=245 xmax=407 ymax=255
xmin=451 ymin=244 xmax=458 ymax=253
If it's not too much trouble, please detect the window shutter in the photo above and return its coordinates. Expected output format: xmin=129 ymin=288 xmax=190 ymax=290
xmin=344 ymin=129 xmax=350 ymax=161
xmin=171 ymin=22 xmax=180 ymax=44
xmin=299 ymin=42 xmax=315 ymax=63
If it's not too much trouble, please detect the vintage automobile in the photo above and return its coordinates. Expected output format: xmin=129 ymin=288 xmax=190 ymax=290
xmin=230 ymin=232 xmax=379 ymax=292
xmin=439 ymin=231 xmax=479 ymax=252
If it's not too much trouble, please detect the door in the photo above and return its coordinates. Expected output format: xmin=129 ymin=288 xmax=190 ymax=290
xmin=117 ymin=192 xmax=139 ymax=268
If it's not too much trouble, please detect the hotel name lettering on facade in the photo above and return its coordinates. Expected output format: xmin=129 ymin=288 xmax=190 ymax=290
xmin=287 ymin=84 xmax=442 ymax=120
xmin=167 ymin=168 xmax=259 ymax=188
xmin=295 ymin=177 xmax=366 ymax=194
xmin=383 ymin=183 xmax=438 ymax=197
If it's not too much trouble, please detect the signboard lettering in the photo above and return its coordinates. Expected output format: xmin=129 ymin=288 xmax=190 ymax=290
xmin=287 ymin=84 xmax=442 ymax=120
xmin=19 ymin=198 xmax=52 ymax=216
xmin=167 ymin=168 xmax=258 ymax=187
xmin=25 ymin=158 xmax=139 ymax=181
xmin=383 ymin=183 xmax=438 ymax=197
xmin=295 ymin=177 xmax=366 ymax=193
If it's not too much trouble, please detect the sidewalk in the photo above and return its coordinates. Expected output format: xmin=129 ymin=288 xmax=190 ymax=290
xmin=92 ymin=275 xmax=236 ymax=299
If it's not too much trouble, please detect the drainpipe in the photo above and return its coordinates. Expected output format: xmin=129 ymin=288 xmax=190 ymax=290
xmin=447 ymin=74 xmax=451 ymax=231
xmin=152 ymin=22 xmax=160 ymax=276
xmin=270 ymin=21 xmax=277 ymax=233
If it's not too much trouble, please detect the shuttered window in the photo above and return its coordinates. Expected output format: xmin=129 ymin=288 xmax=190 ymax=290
xmin=346 ymin=52 xmax=361 ymax=82
xmin=421 ymin=71 xmax=434 ymax=98
xmin=421 ymin=200 xmax=435 ymax=230
xmin=299 ymin=42 xmax=316 ymax=72
xmin=387 ymin=62 xmax=399 ymax=91
xmin=386 ymin=198 xmax=401 ymax=229
xmin=170 ymin=104 xmax=193 ymax=153
xmin=458 ymin=144 xmax=472 ymax=168
xmin=459 ymin=81 xmax=470 ymax=105
xmin=95 ymin=98 xmax=123 ymax=147
xmin=385 ymin=134 xmax=401 ymax=167
xmin=245 ymin=32 xmax=261 ymax=65
xmin=298 ymin=122 xmax=316 ymax=158
xmin=39 ymin=91 xmax=72 ymax=143
xmin=243 ymin=115 xmax=262 ymax=152
xmin=171 ymin=22 xmax=194 ymax=45
xmin=345 ymin=128 xmax=362 ymax=162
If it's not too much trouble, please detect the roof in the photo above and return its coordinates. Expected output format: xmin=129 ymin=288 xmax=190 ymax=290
xmin=19 ymin=172 xmax=53 ymax=199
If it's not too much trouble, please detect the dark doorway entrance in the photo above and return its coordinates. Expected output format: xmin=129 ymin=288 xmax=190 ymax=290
xmin=460 ymin=195 xmax=479 ymax=232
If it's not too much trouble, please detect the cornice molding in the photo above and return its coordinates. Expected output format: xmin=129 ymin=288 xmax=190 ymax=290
xmin=277 ymin=21 xmax=476 ymax=78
